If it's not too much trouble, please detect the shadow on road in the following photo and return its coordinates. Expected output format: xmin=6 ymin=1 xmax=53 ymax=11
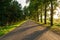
xmin=0 ymin=24 xmax=41 ymax=39
xmin=22 ymin=26 xmax=51 ymax=40
xmin=0 ymin=20 xmax=52 ymax=40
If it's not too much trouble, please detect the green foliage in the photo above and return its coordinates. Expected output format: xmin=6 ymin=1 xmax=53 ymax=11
xmin=27 ymin=0 xmax=58 ymax=26
xmin=0 ymin=0 xmax=25 ymax=26
xmin=0 ymin=20 xmax=26 ymax=36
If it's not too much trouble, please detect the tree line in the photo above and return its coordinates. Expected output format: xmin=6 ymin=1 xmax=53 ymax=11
xmin=25 ymin=0 xmax=58 ymax=26
xmin=0 ymin=0 xmax=25 ymax=26
xmin=0 ymin=0 xmax=59 ymax=26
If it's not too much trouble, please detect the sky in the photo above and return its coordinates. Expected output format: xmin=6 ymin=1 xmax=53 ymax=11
xmin=17 ymin=0 xmax=29 ymax=8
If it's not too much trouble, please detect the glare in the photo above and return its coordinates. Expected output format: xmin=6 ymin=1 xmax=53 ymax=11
xmin=54 ymin=15 xmax=58 ymax=19
xmin=47 ymin=11 xmax=50 ymax=15
xmin=26 ymin=2 xmax=30 ymax=7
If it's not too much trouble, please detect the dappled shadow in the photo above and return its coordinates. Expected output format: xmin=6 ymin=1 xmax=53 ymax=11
xmin=0 ymin=24 xmax=41 ymax=39
xmin=22 ymin=26 xmax=51 ymax=40
xmin=0 ymin=20 xmax=52 ymax=40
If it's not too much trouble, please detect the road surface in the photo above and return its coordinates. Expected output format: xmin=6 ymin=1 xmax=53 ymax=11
xmin=0 ymin=20 xmax=60 ymax=40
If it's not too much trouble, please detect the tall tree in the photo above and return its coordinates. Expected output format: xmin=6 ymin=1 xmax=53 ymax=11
xmin=50 ymin=0 xmax=57 ymax=26
xmin=50 ymin=0 xmax=54 ymax=26
xmin=0 ymin=0 xmax=23 ymax=26
xmin=44 ymin=0 xmax=47 ymax=24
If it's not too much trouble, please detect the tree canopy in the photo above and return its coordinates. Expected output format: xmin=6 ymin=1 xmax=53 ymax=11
xmin=0 ymin=0 xmax=24 ymax=26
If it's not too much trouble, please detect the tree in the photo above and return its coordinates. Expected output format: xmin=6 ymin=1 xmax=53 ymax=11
xmin=26 ymin=0 xmax=58 ymax=26
xmin=0 ymin=0 xmax=23 ymax=26
xmin=0 ymin=0 xmax=13 ymax=26
xmin=49 ymin=0 xmax=57 ymax=26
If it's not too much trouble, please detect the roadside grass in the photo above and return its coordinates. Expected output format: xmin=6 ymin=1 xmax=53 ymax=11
xmin=38 ymin=19 xmax=60 ymax=35
xmin=0 ymin=20 xmax=26 ymax=37
xmin=51 ymin=19 xmax=60 ymax=35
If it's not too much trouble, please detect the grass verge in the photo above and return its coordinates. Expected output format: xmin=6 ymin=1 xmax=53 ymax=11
xmin=0 ymin=20 xmax=26 ymax=37
xmin=35 ymin=19 xmax=60 ymax=35
xmin=39 ymin=22 xmax=60 ymax=35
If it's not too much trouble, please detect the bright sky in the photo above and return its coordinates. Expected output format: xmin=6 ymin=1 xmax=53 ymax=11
xmin=17 ymin=0 xmax=29 ymax=8
xmin=17 ymin=0 xmax=26 ymax=8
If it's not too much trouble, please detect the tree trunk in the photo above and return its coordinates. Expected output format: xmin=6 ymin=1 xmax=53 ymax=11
xmin=51 ymin=0 xmax=53 ymax=26
xmin=41 ymin=7 xmax=42 ymax=23
xmin=37 ymin=11 xmax=39 ymax=22
xmin=44 ymin=3 xmax=47 ymax=24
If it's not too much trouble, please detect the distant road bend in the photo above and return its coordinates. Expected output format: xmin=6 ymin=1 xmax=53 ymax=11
xmin=0 ymin=20 xmax=60 ymax=40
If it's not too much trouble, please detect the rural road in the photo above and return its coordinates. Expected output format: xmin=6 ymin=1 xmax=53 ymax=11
xmin=0 ymin=20 xmax=60 ymax=40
